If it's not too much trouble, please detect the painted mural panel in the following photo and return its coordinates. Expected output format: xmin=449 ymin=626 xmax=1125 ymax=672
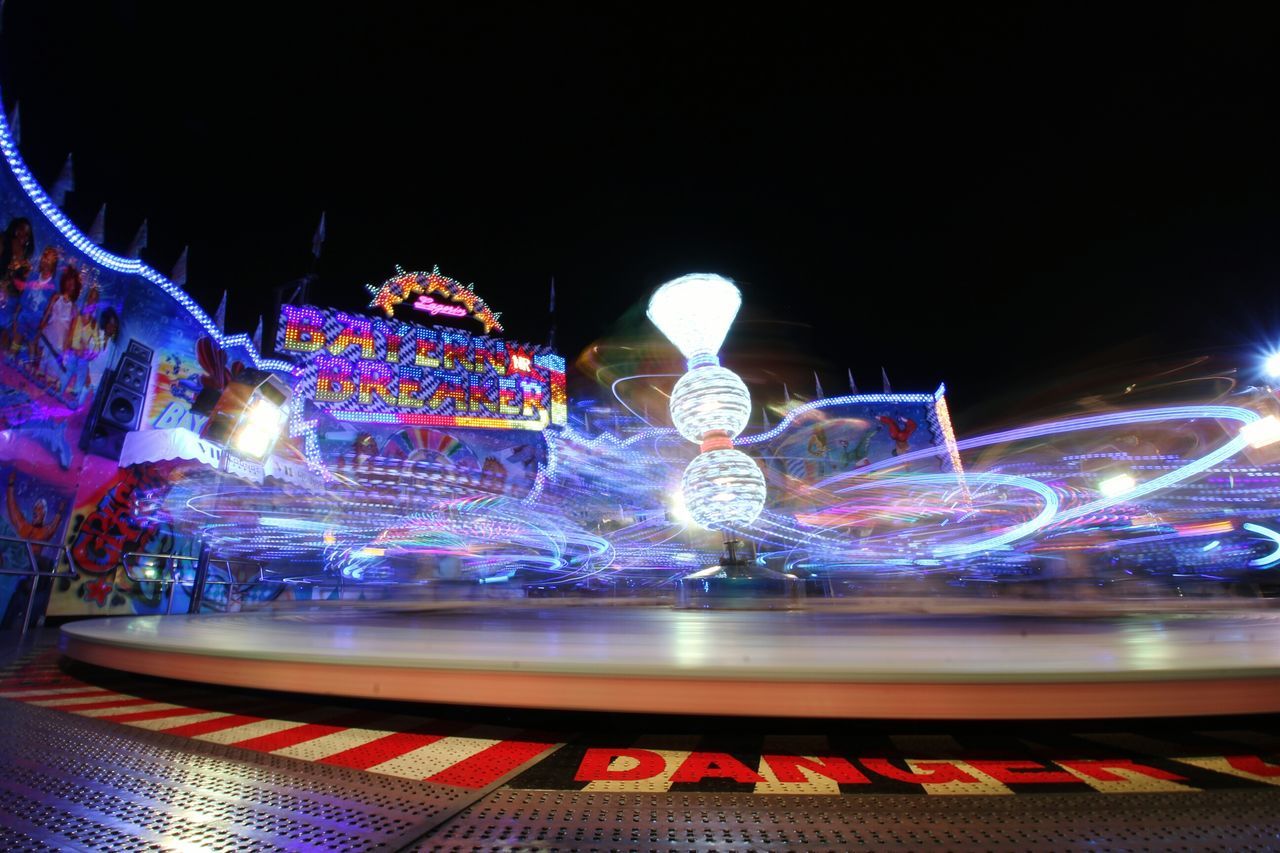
xmin=0 ymin=199 xmax=134 ymax=623
xmin=0 ymin=134 xmax=270 ymax=619
xmin=751 ymin=399 xmax=953 ymax=500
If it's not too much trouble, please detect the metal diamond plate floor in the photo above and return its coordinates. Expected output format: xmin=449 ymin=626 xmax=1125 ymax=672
xmin=0 ymin=699 xmax=480 ymax=850
xmin=411 ymin=789 xmax=1280 ymax=851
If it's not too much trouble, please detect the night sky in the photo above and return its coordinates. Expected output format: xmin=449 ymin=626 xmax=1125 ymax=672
xmin=2 ymin=3 xmax=1279 ymax=427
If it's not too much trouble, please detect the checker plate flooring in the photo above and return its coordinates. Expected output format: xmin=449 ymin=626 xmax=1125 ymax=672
xmin=412 ymin=788 xmax=1280 ymax=851
xmin=0 ymin=699 xmax=474 ymax=850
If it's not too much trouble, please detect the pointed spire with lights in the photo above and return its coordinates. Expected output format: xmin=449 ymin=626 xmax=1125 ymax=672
xmin=127 ymin=219 xmax=148 ymax=258
xmin=50 ymin=154 xmax=74 ymax=207
xmin=87 ymin=204 xmax=106 ymax=244
xmin=213 ymin=290 xmax=227 ymax=333
xmin=170 ymin=246 xmax=188 ymax=286
xmin=848 ymin=368 xmax=858 ymax=394
xmin=881 ymin=366 xmax=892 ymax=394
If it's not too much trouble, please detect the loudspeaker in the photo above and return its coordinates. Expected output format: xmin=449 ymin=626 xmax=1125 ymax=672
xmin=100 ymin=383 xmax=144 ymax=432
xmin=80 ymin=338 xmax=154 ymax=458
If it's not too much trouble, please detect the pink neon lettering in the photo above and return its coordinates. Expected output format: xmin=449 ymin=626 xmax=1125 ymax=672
xmin=413 ymin=294 xmax=468 ymax=317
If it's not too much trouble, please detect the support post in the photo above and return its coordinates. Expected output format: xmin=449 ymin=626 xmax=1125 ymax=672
xmin=19 ymin=542 xmax=39 ymax=636
xmin=187 ymin=542 xmax=211 ymax=614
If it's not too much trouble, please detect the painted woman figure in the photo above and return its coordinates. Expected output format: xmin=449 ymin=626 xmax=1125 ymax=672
xmin=39 ymin=264 xmax=81 ymax=376
xmin=0 ymin=218 xmax=33 ymax=351
xmin=805 ymin=424 xmax=832 ymax=480
xmin=15 ymin=245 xmax=56 ymax=362
xmin=63 ymin=297 xmax=116 ymax=403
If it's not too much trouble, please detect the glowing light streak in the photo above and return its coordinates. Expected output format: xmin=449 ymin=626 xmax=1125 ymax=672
xmin=1242 ymin=522 xmax=1280 ymax=567
xmin=1174 ymin=520 xmax=1235 ymax=537
xmin=828 ymin=473 xmax=1059 ymax=557
xmin=1241 ymin=415 xmax=1280 ymax=448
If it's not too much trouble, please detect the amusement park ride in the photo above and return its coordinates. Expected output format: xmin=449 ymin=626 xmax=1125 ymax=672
xmin=0 ymin=82 xmax=1271 ymax=721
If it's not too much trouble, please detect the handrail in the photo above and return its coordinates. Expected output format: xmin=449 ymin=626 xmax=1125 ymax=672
xmin=119 ymin=551 xmax=281 ymax=586
xmin=0 ymin=534 xmax=75 ymax=578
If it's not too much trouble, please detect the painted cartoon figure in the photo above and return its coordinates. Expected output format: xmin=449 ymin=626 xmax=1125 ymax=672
xmin=6 ymin=472 xmax=63 ymax=543
xmin=14 ymin=244 xmax=54 ymax=361
xmin=63 ymin=302 xmax=119 ymax=402
xmin=840 ymin=423 xmax=881 ymax=469
xmin=507 ymin=441 xmax=545 ymax=474
xmin=38 ymin=264 xmax=81 ymax=376
xmin=353 ymin=433 xmax=379 ymax=464
xmin=877 ymin=414 xmax=917 ymax=456
xmin=806 ymin=424 xmax=832 ymax=479
xmin=481 ymin=455 xmax=508 ymax=482
xmin=0 ymin=217 xmax=33 ymax=349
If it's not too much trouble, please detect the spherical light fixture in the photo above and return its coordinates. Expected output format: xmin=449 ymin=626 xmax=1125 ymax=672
xmin=681 ymin=449 xmax=767 ymax=529
xmin=669 ymin=366 xmax=752 ymax=444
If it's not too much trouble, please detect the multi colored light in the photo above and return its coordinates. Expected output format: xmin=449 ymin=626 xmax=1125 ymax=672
xmin=365 ymin=266 xmax=503 ymax=334
xmin=278 ymin=303 xmax=565 ymax=432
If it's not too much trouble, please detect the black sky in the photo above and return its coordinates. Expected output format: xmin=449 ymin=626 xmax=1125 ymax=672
xmin=2 ymin=3 xmax=1279 ymax=425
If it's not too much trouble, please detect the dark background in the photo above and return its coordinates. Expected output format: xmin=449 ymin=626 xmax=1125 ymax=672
xmin=2 ymin=3 xmax=1278 ymax=426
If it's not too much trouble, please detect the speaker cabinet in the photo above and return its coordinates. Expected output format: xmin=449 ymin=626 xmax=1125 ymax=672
xmin=80 ymin=338 xmax=154 ymax=458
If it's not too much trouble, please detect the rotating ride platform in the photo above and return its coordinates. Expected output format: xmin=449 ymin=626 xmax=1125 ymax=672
xmin=60 ymin=602 xmax=1280 ymax=719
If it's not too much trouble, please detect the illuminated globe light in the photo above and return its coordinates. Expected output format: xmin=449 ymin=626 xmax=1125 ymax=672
xmin=646 ymin=273 xmax=742 ymax=367
xmin=669 ymin=366 xmax=752 ymax=443
xmin=1266 ymin=352 xmax=1280 ymax=378
xmin=680 ymin=449 xmax=767 ymax=529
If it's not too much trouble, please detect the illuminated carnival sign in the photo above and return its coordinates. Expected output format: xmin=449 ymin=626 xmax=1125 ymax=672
xmin=365 ymin=266 xmax=503 ymax=333
xmin=277 ymin=293 xmax=566 ymax=432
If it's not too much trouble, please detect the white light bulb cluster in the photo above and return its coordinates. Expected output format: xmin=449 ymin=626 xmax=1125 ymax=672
xmin=647 ymin=274 xmax=765 ymax=531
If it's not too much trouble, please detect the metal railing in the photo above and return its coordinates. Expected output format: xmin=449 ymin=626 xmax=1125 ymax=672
xmin=0 ymin=534 xmax=75 ymax=635
xmin=120 ymin=552 xmax=291 ymax=615
xmin=0 ymin=539 xmax=300 ymax=635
